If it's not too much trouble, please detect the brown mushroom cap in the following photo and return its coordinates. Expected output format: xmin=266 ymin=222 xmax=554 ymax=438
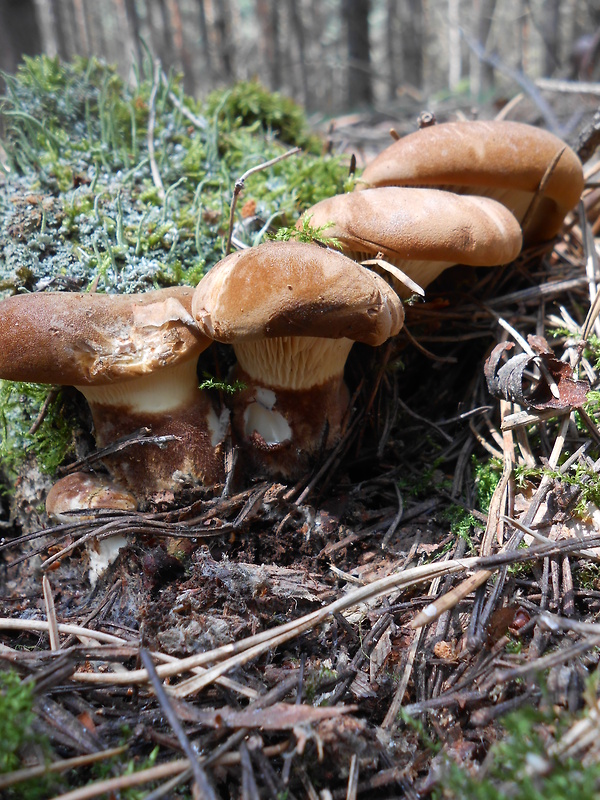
xmin=46 ymin=472 xmax=138 ymax=520
xmin=300 ymin=187 xmax=523 ymax=295
xmin=0 ymin=287 xmax=209 ymax=386
xmin=358 ymin=120 xmax=584 ymax=243
xmin=192 ymin=240 xmax=404 ymax=348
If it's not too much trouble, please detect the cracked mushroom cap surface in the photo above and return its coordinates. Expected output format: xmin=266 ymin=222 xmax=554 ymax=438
xmin=301 ymin=187 xmax=523 ymax=269
xmin=0 ymin=287 xmax=210 ymax=386
xmin=358 ymin=120 xmax=584 ymax=243
xmin=192 ymin=240 xmax=404 ymax=347
xmin=46 ymin=472 xmax=139 ymax=519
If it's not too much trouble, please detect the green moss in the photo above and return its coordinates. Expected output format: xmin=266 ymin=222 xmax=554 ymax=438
xmin=1 ymin=56 xmax=348 ymax=296
xmin=0 ymin=670 xmax=35 ymax=773
xmin=435 ymin=705 xmax=600 ymax=800
xmin=0 ymin=670 xmax=59 ymax=798
xmin=85 ymin=745 xmax=160 ymax=800
xmin=270 ymin=215 xmax=342 ymax=248
xmin=205 ymin=79 xmax=321 ymax=152
xmin=0 ymin=382 xmax=77 ymax=476
xmin=441 ymin=457 xmax=502 ymax=545
xmin=198 ymin=375 xmax=246 ymax=394
xmin=514 ymin=458 xmax=600 ymax=518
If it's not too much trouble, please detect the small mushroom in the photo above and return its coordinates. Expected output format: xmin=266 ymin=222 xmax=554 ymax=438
xmin=192 ymin=240 xmax=403 ymax=478
xmin=358 ymin=120 xmax=584 ymax=245
xmin=46 ymin=472 xmax=139 ymax=520
xmin=300 ymin=187 xmax=523 ymax=298
xmin=46 ymin=472 xmax=138 ymax=585
xmin=0 ymin=287 xmax=228 ymax=501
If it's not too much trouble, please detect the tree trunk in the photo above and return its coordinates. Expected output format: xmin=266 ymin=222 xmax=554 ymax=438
xmin=0 ymin=0 xmax=42 ymax=75
xmin=73 ymin=0 xmax=90 ymax=57
xmin=168 ymin=0 xmax=196 ymax=94
xmin=287 ymin=0 xmax=309 ymax=109
xmin=400 ymin=0 xmax=423 ymax=90
xmin=213 ymin=0 xmax=235 ymax=82
xmin=515 ymin=0 xmax=528 ymax=73
xmin=448 ymin=0 xmax=461 ymax=90
xmin=541 ymin=0 xmax=561 ymax=76
xmin=122 ymin=0 xmax=144 ymax=69
xmin=386 ymin=0 xmax=398 ymax=101
xmin=255 ymin=0 xmax=281 ymax=90
xmin=156 ymin=0 xmax=175 ymax=71
xmin=197 ymin=0 xmax=214 ymax=84
xmin=343 ymin=0 xmax=373 ymax=108
xmin=469 ymin=0 xmax=497 ymax=100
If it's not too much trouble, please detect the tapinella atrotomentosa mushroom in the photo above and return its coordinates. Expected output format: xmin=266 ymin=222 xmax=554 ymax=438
xmin=192 ymin=240 xmax=404 ymax=479
xmin=0 ymin=287 xmax=229 ymax=504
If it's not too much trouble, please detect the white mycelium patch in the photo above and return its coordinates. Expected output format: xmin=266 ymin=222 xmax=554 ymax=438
xmin=88 ymin=534 xmax=129 ymax=587
xmin=243 ymin=387 xmax=292 ymax=445
xmin=207 ymin=406 xmax=230 ymax=447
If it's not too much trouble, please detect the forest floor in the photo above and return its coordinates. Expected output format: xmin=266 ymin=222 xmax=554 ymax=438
xmin=2 ymin=75 xmax=600 ymax=799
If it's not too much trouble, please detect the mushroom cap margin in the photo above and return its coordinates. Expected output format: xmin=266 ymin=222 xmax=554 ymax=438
xmin=192 ymin=240 xmax=404 ymax=348
xmin=301 ymin=187 xmax=523 ymax=267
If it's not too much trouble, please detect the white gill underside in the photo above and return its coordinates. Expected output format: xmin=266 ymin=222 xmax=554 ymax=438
xmin=234 ymin=337 xmax=355 ymax=390
xmin=244 ymin=395 xmax=292 ymax=445
xmin=77 ymin=357 xmax=200 ymax=414
xmin=207 ymin=406 xmax=230 ymax=447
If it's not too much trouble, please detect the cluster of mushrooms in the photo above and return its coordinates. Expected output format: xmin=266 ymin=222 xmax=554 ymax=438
xmin=0 ymin=120 xmax=586 ymax=544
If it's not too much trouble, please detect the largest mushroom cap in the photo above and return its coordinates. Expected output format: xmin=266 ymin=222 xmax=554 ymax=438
xmin=358 ymin=120 xmax=584 ymax=244
xmin=192 ymin=240 xmax=404 ymax=349
xmin=300 ymin=187 xmax=522 ymax=296
xmin=0 ymin=286 xmax=208 ymax=386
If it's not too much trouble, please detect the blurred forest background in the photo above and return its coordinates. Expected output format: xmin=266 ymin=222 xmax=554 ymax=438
xmin=0 ymin=0 xmax=599 ymax=134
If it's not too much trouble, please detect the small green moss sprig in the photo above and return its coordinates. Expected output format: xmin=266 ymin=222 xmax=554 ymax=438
xmin=442 ymin=457 xmax=502 ymax=545
xmin=0 ymin=670 xmax=60 ymax=798
xmin=514 ymin=458 xmax=600 ymax=518
xmin=549 ymin=328 xmax=600 ymax=373
xmin=270 ymin=215 xmax=342 ymax=249
xmin=0 ymin=670 xmax=35 ymax=774
xmin=198 ymin=375 xmax=246 ymax=394
xmin=85 ymin=745 xmax=160 ymax=800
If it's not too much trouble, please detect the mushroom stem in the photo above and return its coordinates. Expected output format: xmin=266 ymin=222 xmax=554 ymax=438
xmin=79 ymin=357 xmax=201 ymax=413
xmin=0 ymin=288 xmax=228 ymax=504
xmin=192 ymin=240 xmax=404 ymax=481
xmin=228 ymin=337 xmax=354 ymax=478
xmin=78 ymin=358 xmax=228 ymax=498
xmin=228 ymin=363 xmax=350 ymax=479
